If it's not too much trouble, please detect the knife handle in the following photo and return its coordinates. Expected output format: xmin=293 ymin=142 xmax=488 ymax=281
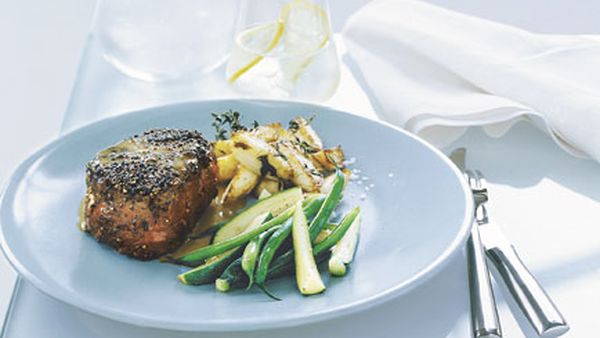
xmin=468 ymin=226 xmax=502 ymax=338
xmin=486 ymin=243 xmax=569 ymax=337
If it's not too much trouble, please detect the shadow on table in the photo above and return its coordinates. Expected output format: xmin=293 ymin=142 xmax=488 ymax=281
xmin=445 ymin=121 xmax=600 ymax=202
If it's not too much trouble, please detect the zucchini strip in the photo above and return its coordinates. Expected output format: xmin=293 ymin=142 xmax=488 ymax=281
xmin=268 ymin=207 xmax=360 ymax=280
xmin=216 ymin=258 xmax=247 ymax=292
xmin=213 ymin=207 xmax=360 ymax=295
xmin=328 ymin=212 xmax=361 ymax=276
xmin=254 ymin=195 xmax=325 ymax=291
xmin=186 ymin=221 xmax=226 ymax=240
xmin=177 ymin=213 xmax=271 ymax=285
xmin=178 ymin=210 xmax=289 ymax=264
xmin=177 ymin=247 xmax=244 ymax=285
xmin=292 ymin=202 xmax=325 ymax=295
xmin=178 ymin=195 xmax=322 ymax=264
xmin=213 ymin=187 xmax=302 ymax=243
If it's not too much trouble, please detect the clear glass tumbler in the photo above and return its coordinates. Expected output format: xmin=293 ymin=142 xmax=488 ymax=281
xmin=226 ymin=0 xmax=340 ymax=101
xmin=95 ymin=0 xmax=240 ymax=82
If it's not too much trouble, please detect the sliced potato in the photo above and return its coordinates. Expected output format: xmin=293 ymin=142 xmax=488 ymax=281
xmin=221 ymin=165 xmax=260 ymax=204
xmin=231 ymin=132 xmax=269 ymax=174
xmin=265 ymin=150 xmax=294 ymax=181
xmin=232 ymin=132 xmax=294 ymax=180
xmin=254 ymin=175 xmax=283 ymax=197
xmin=274 ymin=127 xmax=296 ymax=143
xmin=311 ymin=146 xmax=345 ymax=171
xmin=290 ymin=116 xmax=323 ymax=150
xmin=277 ymin=142 xmax=323 ymax=192
xmin=342 ymin=168 xmax=351 ymax=187
xmin=213 ymin=139 xmax=234 ymax=156
xmin=216 ymin=154 xmax=238 ymax=182
xmin=252 ymin=123 xmax=284 ymax=142
xmin=319 ymin=173 xmax=336 ymax=194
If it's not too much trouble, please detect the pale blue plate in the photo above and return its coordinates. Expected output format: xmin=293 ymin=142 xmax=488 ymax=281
xmin=0 ymin=100 xmax=472 ymax=331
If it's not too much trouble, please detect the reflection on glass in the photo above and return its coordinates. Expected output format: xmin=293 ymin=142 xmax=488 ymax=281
xmin=95 ymin=0 xmax=239 ymax=82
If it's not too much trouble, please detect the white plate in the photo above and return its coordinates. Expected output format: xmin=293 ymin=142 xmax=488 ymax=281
xmin=0 ymin=99 xmax=472 ymax=331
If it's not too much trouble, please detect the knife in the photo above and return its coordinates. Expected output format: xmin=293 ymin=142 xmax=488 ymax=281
xmin=450 ymin=148 xmax=502 ymax=338
xmin=451 ymin=148 xmax=569 ymax=337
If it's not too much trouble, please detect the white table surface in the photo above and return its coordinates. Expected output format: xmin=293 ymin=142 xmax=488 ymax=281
xmin=1 ymin=1 xmax=599 ymax=337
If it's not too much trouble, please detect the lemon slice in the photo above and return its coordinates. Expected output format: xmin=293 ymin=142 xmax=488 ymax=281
xmin=280 ymin=0 xmax=330 ymax=56
xmin=279 ymin=0 xmax=331 ymax=82
xmin=228 ymin=0 xmax=331 ymax=84
xmin=228 ymin=21 xmax=285 ymax=83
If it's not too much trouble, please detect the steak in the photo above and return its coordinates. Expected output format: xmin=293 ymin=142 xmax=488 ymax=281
xmin=83 ymin=128 xmax=217 ymax=260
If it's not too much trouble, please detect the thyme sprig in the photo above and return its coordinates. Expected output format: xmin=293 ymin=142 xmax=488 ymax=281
xmin=212 ymin=110 xmax=259 ymax=140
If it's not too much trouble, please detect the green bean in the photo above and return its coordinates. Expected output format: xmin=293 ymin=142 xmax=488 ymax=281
xmin=178 ymin=195 xmax=325 ymax=265
xmin=215 ymin=257 xmax=247 ymax=292
xmin=187 ymin=221 xmax=226 ymax=241
xmin=254 ymin=196 xmax=325 ymax=290
xmin=270 ymin=207 xmax=360 ymax=276
xmin=258 ymin=206 xmax=360 ymax=298
xmin=313 ymin=206 xmax=360 ymax=255
xmin=308 ymin=169 xmax=345 ymax=241
xmin=242 ymin=226 xmax=280 ymax=289
xmin=177 ymin=209 xmax=292 ymax=264
xmin=177 ymin=247 xmax=244 ymax=285
xmin=216 ymin=208 xmax=360 ymax=296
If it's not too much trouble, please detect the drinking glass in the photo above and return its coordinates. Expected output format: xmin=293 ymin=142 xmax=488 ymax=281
xmin=95 ymin=0 xmax=240 ymax=82
xmin=226 ymin=0 xmax=340 ymax=101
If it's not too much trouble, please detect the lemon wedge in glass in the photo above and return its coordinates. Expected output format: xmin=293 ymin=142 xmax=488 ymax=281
xmin=227 ymin=0 xmax=331 ymax=84
xmin=227 ymin=21 xmax=285 ymax=83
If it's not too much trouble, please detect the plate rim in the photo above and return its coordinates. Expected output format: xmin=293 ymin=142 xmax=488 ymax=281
xmin=0 ymin=98 xmax=473 ymax=331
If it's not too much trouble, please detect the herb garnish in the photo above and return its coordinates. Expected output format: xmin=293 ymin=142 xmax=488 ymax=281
xmin=288 ymin=114 xmax=316 ymax=132
xmin=212 ymin=110 xmax=260 ymax=140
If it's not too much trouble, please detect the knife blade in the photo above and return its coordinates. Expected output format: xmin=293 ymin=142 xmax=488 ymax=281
xmin=449 ymin=148 xmax=502 ymax=338
xmin=476 ymin=201 xmax=569 ymax=337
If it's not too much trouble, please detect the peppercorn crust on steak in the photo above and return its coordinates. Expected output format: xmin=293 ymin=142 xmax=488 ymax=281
xmin=83 ymin=129 xmax=218 ymax=260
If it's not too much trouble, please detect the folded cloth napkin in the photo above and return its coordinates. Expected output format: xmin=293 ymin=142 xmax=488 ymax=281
xmin=343 ymin=0 xmax=600 ymax=161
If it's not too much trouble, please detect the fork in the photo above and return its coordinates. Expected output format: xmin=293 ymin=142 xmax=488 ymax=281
xmin=464 ymin=169 xmax=502 ymax=338
xmin=467 ymin=169 xmax=569 ymax=337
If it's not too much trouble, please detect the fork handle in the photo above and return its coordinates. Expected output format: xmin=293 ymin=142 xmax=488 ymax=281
xmin=486 ymin=244 xmax=569 ymax=337
xmin=468 ymin=226 xmax=502 ymax=338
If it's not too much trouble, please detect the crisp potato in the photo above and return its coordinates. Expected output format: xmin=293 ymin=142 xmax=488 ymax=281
xmin=221 ymin=165 xmax=260 ymax=204
xmin=252 ymin=123 xmax=284 ymax=143
xmin=277 ymin=142 xmax=323 ymax=192
xmin=265 ymin=152 xmax=293 ymax=181
xmin=342 ymin=168 xmax=351 ymax=187
xmin=232 ymin=132 xmax=294 ymax=180
xmin=311 ymin=146 xmax=345 ymax=171
xmin=290 ymin=117 xmax=323 ymax=150
xmin=319 ymin=173 xmax=336 ymax=194
xmin=320 ymin=169 xmax=351 ymax=194
xmin=231 ymin=132 xmax=269 ymax=174
xmin=213 ymin=139 xmax=234 ymax=156
xmin=216 ymin=154 xmax=238 ymax=182
xmin=254 ymin=175 xmax=283 ymax=197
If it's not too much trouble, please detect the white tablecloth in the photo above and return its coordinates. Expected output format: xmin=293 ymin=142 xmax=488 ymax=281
xmin=1 ymin=1 xmax=599 ymax=337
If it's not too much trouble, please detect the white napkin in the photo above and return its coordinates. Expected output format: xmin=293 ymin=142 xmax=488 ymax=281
xmin=342 ymin=0 xmax=600 ymax=161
